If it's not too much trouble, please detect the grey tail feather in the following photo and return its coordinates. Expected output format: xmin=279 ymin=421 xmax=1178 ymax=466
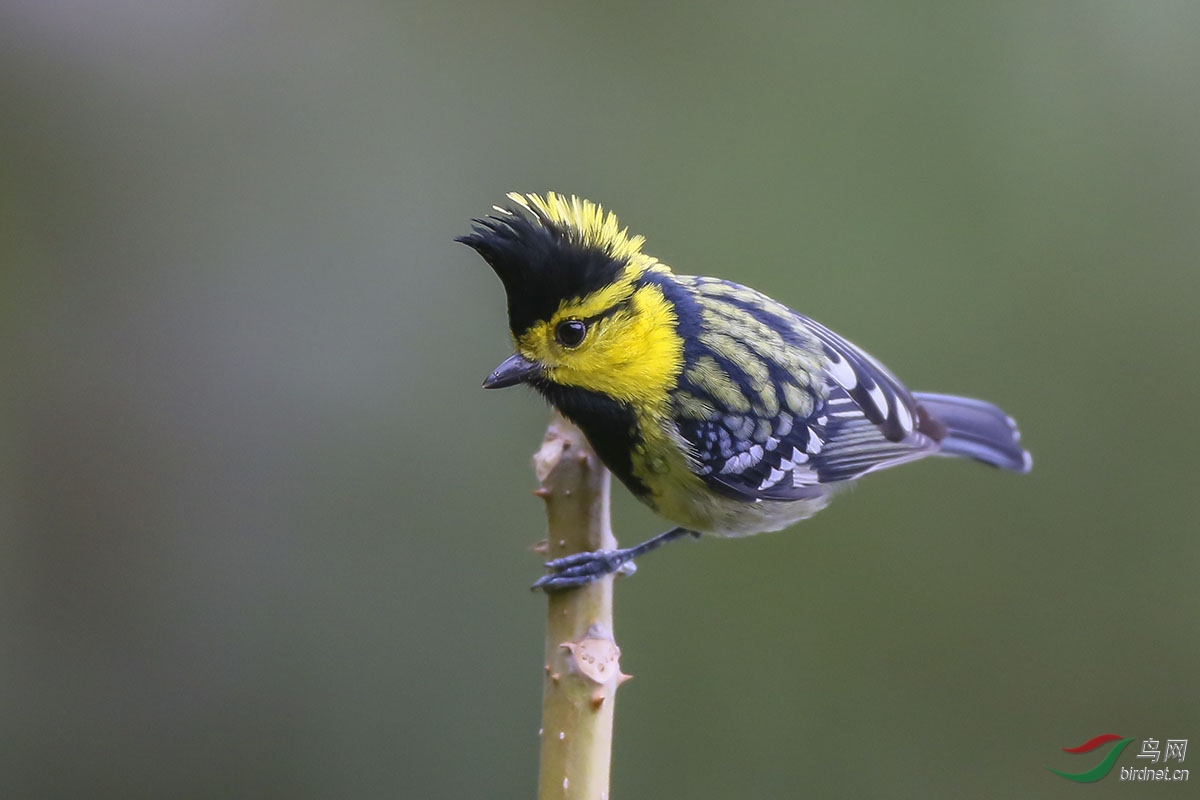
xmin=913 ymin=392 xmax=1032 ymax=473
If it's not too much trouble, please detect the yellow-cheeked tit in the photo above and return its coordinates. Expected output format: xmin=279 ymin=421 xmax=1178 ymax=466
xmin=459 ymin=192 xmax=1030 ymax=591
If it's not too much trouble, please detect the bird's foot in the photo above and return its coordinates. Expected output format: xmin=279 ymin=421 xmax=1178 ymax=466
xmin=531 ymin=549 xmax=638 ymax=593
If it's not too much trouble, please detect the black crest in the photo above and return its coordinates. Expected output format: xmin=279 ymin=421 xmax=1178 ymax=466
xmin=457 ymin=198 xmax=630 ymax=335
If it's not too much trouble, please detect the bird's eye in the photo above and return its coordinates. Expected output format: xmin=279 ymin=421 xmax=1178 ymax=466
xmin=555 ymin=319 xmax=587 ymax=348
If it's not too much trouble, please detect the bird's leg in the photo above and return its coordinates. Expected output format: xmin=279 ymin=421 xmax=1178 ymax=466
xmin=532 ymin=526 xmax=700 ymax=592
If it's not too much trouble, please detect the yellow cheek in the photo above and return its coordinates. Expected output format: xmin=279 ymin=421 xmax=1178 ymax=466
xmin=515 ymin=321 xmax=553 ymax=364
xmin=548 ymin=285 xmax=684 ymax=409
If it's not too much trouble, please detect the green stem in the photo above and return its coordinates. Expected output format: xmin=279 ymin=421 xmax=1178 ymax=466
xmin=534 ymin=414 xmax=628 ymax=800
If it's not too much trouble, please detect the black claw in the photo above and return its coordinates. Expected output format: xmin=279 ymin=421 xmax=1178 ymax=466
xmin=530 ymin=527 xmax=698 ymax=593
xmin=532 ymin=548 xmax=631 ymax=593
xmin=543 ymin=550 xmax=604 ymax=570
xmin=531 ymin=573 xmax=597 ymax=592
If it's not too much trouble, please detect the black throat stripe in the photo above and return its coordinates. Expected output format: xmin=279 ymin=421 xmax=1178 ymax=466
xmin=534 ymin=380 xmax=650 ymax=498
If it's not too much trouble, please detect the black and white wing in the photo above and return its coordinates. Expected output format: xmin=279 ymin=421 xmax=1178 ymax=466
xmin=669 ymin=279 xmax=942 ymax=502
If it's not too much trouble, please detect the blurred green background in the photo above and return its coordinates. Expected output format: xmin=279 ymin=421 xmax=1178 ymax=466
xmin=2 ymin=2 xmax=1197 ymax=798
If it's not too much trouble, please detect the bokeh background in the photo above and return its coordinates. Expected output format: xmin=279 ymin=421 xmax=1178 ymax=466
xmin=3 ymin=2 xmax=1198 ymax=798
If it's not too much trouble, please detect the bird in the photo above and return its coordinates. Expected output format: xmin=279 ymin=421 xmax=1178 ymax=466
xmin=459 ymin=192 xmax=1030 ymax=591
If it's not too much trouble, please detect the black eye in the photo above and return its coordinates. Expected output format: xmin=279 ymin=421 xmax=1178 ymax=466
xmin=555 ymin=320 xmax=587 ymax=348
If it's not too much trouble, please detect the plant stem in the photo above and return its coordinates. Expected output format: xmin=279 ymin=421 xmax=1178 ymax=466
xmin=533 ymin=413 xmax=628 ymax=800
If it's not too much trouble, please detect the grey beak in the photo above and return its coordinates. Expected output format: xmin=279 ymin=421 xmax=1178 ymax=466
xmin=483 ymin=352 xmax=542 ymax=389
